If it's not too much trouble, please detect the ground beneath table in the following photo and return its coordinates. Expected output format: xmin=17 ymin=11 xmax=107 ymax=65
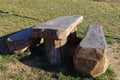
xmin=0 ymin=38 xmax=120 ymax=79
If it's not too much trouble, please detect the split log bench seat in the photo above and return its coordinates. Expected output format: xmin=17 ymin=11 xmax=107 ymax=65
xmin=7 ymin=27 xmax=39 ymax=54
xmin=74 ymin=24 xmax=109 ymax=77
xmin=31 ymin=15 xmax=83 ymax=65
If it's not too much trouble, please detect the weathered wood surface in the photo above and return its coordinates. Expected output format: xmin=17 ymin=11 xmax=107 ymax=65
xmin=31 ymin=16 xmax=83 ymax=65
xmin=7 ymin=27 xmax=40 ymax=54
xmin=45 ymin=38 xmax=67 ymax=65
xmin=74 ymin=24 xmax=109 ymax=77
xmin=31 ymin=15 xmax=83 ymax=40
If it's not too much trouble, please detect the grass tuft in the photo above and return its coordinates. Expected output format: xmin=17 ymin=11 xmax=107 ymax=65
xmin=96 ymin=67 xmax=116 ymax=80
xmin=0 ymin=65 xmax=9 ymax=72
xmin=106 ymin=38 xmax=115 ymax=45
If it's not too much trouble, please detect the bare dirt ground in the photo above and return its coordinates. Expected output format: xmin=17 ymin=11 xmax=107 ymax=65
xmin=109 ymin=42 xmax=120 ymax=80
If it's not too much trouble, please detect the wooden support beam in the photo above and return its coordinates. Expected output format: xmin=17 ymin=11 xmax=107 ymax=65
xmin=44 ymin=38 xmax=67 ymax=65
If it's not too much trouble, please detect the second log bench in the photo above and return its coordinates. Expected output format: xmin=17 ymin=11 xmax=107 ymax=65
xmin=74 ymin=24 xmax=109 ymax=77
xmin=7 ymin=27 xmax=40 ymax=54
xmin=31 ymin=15 xmax=83 ymax=65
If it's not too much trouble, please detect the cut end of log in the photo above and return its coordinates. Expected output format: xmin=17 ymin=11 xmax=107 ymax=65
xmin=91 ymin=53 xmax=109 ymax=77
xmin=74 ymin=48 xmax=109 ymax=77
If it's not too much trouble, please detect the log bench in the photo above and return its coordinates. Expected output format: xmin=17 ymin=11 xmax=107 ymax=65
xmin=7 ymin=27 xmax=39 ymax=54
xmin=73 ymin=24 xmax=109 ymax=77
xmin=31 ymin=15 xmax=83 ymax=65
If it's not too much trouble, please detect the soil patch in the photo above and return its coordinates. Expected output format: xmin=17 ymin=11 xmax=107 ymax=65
xmin=109 ymin=43 xmax=120 ymax=80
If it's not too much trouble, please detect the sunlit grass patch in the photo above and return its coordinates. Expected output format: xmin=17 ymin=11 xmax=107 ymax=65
xmin=96 ymin=67 xmax=116 ymax=80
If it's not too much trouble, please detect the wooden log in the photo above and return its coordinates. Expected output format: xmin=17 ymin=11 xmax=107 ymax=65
xmin=31 ymin=16 xmax=83 ymax=65
xmin=74 ymin=24 xmax=109 ymax=77
xmin=31 ymin=15 xmax=83 ymax=40
xmin=7 ymin=27 xmax=40 ymax=54
xmin=44 ymin=38 xmax=67 ymax=65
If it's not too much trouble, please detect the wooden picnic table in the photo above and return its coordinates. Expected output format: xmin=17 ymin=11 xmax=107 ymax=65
xmin=31 ymin=15 xmax=83 ymax=65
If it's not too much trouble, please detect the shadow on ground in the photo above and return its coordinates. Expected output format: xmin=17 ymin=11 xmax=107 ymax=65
xmin=0 ymin=35 xmax=10 ymax=55
xmin=0 ymin=30 xmax=86 ymax=79
xmin=18 ymin=37 xmax=87 ymax=79
xmin=0 ymin=29 xmax=119 ymax=79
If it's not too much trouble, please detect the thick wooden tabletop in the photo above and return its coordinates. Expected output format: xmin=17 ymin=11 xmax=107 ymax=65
xmin=31 ymin=15 xmax=83 ymax=39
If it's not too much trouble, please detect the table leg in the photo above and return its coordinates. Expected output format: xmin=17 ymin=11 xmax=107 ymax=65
xmin=68 ymin=27 xmax=78 ymax=44
xmin=44 ymin=38 xmax=67 ymax=65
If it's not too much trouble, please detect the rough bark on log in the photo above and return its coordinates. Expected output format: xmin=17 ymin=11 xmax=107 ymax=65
xmin=74 ymin=24 xmax=109 ymax=77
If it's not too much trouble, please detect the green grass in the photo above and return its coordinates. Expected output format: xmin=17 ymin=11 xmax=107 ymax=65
xmin=0 ymin=0 xmax=120 ymax=37
xmin=106 ymin=37 xmax=115 ymax=45
xmin=0 ymin=65 xmax=9 ymax=72
xmin=0 ymin=0 xmax=119 ymax=80
xmin=56 ymin=67 xmax=116 ymax=80
xmin=96 ymin=67 xmax=116 ymax=80
xmin=0 ymin=53 xmax=116 ymax=79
